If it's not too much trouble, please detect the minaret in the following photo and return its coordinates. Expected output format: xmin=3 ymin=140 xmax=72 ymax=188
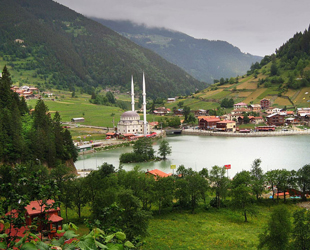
xmin=143 ymin=72 xmax=147 ymax=136
xmin=131 ymin=75 xmax=135 ymax=111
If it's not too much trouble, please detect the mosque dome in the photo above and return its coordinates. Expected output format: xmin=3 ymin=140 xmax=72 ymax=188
xmin=120 ymin=111 xmax=140 ymax=121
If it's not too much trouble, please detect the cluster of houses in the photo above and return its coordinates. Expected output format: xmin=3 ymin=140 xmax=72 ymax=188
xmin=156 ymin=98 xmax=310 ymax=131
xmin=10 ymin=85 xmax=54 ymax=99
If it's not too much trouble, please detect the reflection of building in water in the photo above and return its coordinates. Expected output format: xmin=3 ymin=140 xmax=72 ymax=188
xmin=117 ymin=73 xmax=149 ymax=135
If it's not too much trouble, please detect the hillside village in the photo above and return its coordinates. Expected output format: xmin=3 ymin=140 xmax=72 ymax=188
xmin=153 ymin=97 xmax=310 ymax=133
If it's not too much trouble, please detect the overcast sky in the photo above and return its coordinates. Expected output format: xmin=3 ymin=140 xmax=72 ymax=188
xmin=56 ymin=0 xmax=310 ymax=57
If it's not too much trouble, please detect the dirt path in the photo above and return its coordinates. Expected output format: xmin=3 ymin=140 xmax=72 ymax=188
xmin=296 ymin=201 xmax=310 ymax=209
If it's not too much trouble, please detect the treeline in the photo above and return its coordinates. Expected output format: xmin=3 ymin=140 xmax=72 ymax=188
xmin=1 ymin=158 xmax=310 ymax=248
xmin=0 ymin=66 xmax=77 ymax=166
xmin=246 ymin=25 xmax=310 ymax=90
xmin=89 ymin=90 xmax=130 ymax=110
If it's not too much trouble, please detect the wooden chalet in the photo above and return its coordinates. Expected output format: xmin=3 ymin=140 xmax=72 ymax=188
xmin=198 ymin=116 xmax=220 ymax=130
xmin=266 ymin=113 xmax=285 ymax=126
xmin=1 ymin=200 xmax=63 ymax=241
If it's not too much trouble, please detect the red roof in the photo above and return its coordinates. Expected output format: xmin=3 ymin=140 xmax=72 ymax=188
xmin=106 ymin=132 xmax=116 ymax=136
xmin=123 ymin=133 xmax=134 ymax=137
xmin=48 ymin=214 xmax=63 ymax=223
xmin=204 ymin=118 xmax=221 ymax=122
xmin=25 ymin=200 xmax=60 ymax=215
xmin=146 ymin=169 xmax=171 ymax=178
xmin=276 ymin=192 xmax=290 ymax=196
xmin=217 ymin=120 xmax=235 ymax=124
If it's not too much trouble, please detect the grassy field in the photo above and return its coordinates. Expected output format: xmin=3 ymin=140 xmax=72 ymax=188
xmin=27 ymin=98 xmax=123 ymax=127
xmin=236 ymin=80 xmax=257 ymax=90
xmin=143 ymin=201 xmax=301 ymax=250
xmin=61 ymin=201 xmax=300 ymax=250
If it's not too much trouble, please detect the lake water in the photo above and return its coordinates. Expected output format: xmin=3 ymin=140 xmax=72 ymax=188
xmin=75 ymin=135 xmax=310 ymax=177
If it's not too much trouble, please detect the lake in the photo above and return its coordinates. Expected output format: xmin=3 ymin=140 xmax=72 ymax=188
xmin=74 ymin=135 xmax=310 ymax=177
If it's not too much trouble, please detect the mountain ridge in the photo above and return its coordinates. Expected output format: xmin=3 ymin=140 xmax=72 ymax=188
xmin=91 ymin=18 xmax=262 ymax=83
xmin=0 ymin=0 xmax=206 ymax=98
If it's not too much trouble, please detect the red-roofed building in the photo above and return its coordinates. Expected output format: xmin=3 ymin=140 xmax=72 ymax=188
xmin=1 ymin=200 xmax=63 ymax=241
xmin=234 ymin=102 xmax=247 ymax=109
xmin=146 ymin=169 xmax=171 ymax=180
xmin=198 ymin=116 xmax=221 ymax=130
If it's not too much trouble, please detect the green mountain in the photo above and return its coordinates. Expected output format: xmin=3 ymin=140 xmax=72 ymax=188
xmin=0 ymin=0 xmax=206 ymax=98
xmin=91 ymin=18 xmax=262 ymax=83
xmin=163 ymin=25 xmax=310 ymax=111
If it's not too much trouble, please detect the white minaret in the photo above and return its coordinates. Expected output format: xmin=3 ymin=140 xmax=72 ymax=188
xmin=142 ymin=72 xmax=147 ymax=136
xmin=131 ymin=75 xmax=135 ymax=111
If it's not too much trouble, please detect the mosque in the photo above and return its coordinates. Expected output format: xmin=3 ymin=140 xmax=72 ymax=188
xmin=117 ymin=73 xmax=150 ymax=135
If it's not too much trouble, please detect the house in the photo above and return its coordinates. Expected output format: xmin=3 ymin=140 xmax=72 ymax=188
xmin=272 ymin=108 xmax=281 ymax=114
xmin=193 ymin=109 xmax=207 ymax=117
xmin=146 ymin=169 xmax=171 ymax=180
xmin=198 ymin=116 xmax=221 ymax=130
xmin=296 ymin=108 xmax=310 ymax=119
xmin=266 ymin=113 xmax=285 ymax=126
xmin=234 ymin=102 xmax=247 ymax=109
xmin=174 ymin=109 xmax=183 ymax=116
xmin=153 ymin=107 xmax=170 ymax=115
xmin=106 ymin=132 xmax=117 ymax=139
xmin=249 ymin=104 xmax=261 ymax=112
xmin=167 ymin=98 xmax=176 ymax=103
xmin=25 ymin=200 xmax=63 ymax=237
xmin=249 ymin=116 xmax=264 ymax=124
xmin=265 ymin=107 xmax=275 ymax=115
xmin=216 ymin=120 xmax=236 ymax=132
xmin=1 ymin=200 xmax=63 ymax=241
xmin=260 ymin=98 xmax=271 ymax=109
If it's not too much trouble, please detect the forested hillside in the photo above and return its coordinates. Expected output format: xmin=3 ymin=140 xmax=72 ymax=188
xmin=92 ymin=18 xmax=262 ymax=83
xmin=0 ymin=0 xmax=205 ymax=98
xmin=160 ymin=25 xmax=310 ymax=112
xmin=0 ymin=66 xmax=77 ymax=167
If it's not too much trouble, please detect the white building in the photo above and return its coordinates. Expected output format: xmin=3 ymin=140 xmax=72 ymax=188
xmin=117 ymin=111 xmax=148 ymax=134
xmin=117 ymin=73 xmax=149 ymax=135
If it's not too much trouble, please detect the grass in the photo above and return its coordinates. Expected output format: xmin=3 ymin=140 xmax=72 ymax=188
xmin=143 ymin=202 xmax=299 ymax=250
xmin=243 ymin=88 xmax=267 ymax=104
xmin=27 ymin=97 xmax=125 ymax=127
xmin=58 ymin=192 xmax=302 ymax=250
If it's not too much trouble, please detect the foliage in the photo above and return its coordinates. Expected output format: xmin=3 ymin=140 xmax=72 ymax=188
xmin=296 ymin=164 xmax=310 ymax=201
xmin=250 ymin=159 xmax=265 ymax=200
xmin=120 ymin=137 xmax=155 ymax=163
xmin=157 ymin=116 xmax=181 ymax=128
xmin=158 ymin=139 xmax=172 ymax=160
xmin=220 ymin=97 xmax=234 ymax=108
xmin=0 ymin=67 xmax=77 ymax=166
xmin=0 ymin=164 xmax=61 ymax=249
xmin=291 ymin=208 xmax=310 ymax=250
xmin=209 ymin=166 xmax=230 ymax=209
xmin=0 ymin=1 xmax=204 ymax=98
xmin=230 ymin=170 xmax=256 ymax=222
xmin=258 ymin=205 xmax=291 ymax=250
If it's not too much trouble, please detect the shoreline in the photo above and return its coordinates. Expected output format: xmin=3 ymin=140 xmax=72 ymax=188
xmin=182 ymin=129 xmax=310 ymax=137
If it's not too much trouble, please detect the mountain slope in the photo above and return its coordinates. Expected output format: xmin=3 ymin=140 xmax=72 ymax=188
xmin=163 ymin=25 xmax=310 ymax=111
xmin=0 ymin=0 xmax=205 ymax=98
xmin=91 ymin=18 xmax=262 ymax=83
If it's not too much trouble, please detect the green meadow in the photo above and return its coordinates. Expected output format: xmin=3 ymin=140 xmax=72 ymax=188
xmin=62 ymin=201 xmax=299 ymax=250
